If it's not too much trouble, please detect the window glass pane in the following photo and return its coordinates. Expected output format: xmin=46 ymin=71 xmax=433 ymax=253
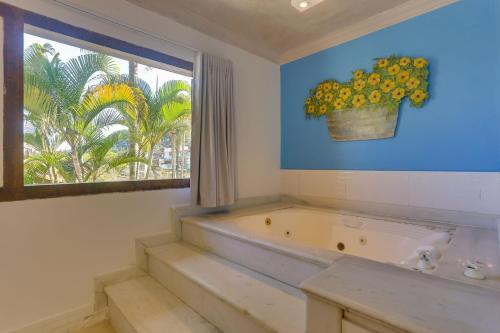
xmin=23 ymin=33 xmax=191 ymax=185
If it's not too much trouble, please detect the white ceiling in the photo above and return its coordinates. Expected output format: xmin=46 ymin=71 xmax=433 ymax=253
xmin=125 ymin=0 xmax=453 ymax=63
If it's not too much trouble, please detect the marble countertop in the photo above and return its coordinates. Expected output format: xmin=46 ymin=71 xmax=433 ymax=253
xmin=434 ymin=225 xmax=500 ymax=290
xmin=301 ymin=256 xmax=500 ymax=333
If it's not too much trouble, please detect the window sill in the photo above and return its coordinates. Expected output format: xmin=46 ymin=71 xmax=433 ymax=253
xmin=0 ymin=179 xmax=190 ymax=202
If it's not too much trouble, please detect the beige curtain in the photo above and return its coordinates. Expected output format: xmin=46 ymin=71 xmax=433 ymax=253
xmin=191 ymin=53 xmax=236 ymax=207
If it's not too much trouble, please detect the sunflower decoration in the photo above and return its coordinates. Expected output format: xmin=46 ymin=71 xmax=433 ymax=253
xmin=339 ymin=87 xmax=352 ymax=100
xmin=352 ymin=94 xmax=366 ymax=108
xmin=396 ymin=71 xmax=410 ymax=84
xmin=353 ymin=79 xmax=366 ymax=92
xmin=324 ymin=92 xmax=334 ymax=103
xmin=406 ymin=77 xmax=420 ymax=90
xmin=381 ymin=79 xmax=395 ymax=93
xmin=353 ymin=69 xmax=364 ymax=80
xmin=399 ymin=57 xmax=411 ymax=67
xmin=377 ymin=58 xmax=389 ymax=68
xmin=392 ymin=88 xmax=405 ymax=101
xmin=369 ymin=90 xmax=382 ymax=104
xmin=368 ymin=73 xmax=381 ymax=86
xmin=334 ymin=98 xmax=345 ymax=110
xmin=304 ymin=55 xmax=430 ymax=118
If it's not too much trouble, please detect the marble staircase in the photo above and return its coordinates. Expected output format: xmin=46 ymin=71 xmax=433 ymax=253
xmin=106 ymin=276 xmax=220 ymax=333
xmin=105 ymin=242 xmax=306 ymax=333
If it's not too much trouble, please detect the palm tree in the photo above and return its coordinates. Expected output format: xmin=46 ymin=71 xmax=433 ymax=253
xmin=106 ymin=74 xmax=191 ymax=179
xmin=23 ymin=129 xmax=72 ymax=184
xmin=24 ymin=43 xmax=141 ymax=183
xmin=140 ymin=80 xmax=191 ymax=179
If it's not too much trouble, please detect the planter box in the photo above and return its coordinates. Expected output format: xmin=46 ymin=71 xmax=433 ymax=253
xmin=326 ymin=105 xmax=399 ymax=141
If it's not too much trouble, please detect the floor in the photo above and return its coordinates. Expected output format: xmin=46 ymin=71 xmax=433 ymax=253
xmin=75 ymin=321 xmax=116 ymax=333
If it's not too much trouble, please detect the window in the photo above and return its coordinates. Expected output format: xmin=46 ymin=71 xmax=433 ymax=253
xmin=23 ymin=33 xmax=192 ymax=185
xmin=0 ymin=3 xmax=193 ymax=201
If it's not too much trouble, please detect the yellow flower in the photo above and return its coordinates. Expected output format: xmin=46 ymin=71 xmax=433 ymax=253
xmin=354 ymin=69 xmax=364 ymax=80
xmin=396 ymin=71 xmax=410 ymax=83
xmin=413 ymin=57 xmax=428 ymax=69
xmin=381 ymin=79 xmax=396 ymax=93
xmin=305 ymin=97 xmax=312 ymax=105
xmin=319 ymin=105 xmax=328 ymax=114
xmin=315 ymin=90 xmax=323 ymax=99
xmin=332 ymin=82 xmax=340 ymax=90
xmin=388 ymin=64 xmax=400 ymax=75
xmin=368 ymin=73 xmax=381 ymax=85
xmin=353 ymin=79 xmax=366 ymax=91
xmin=406 ymin=77 xmax=420 ymax=89
xmin=392 ymin=88 xmax=406 ymax=101
xmin=307 ymin=105 xmax=315 ymax=113
xmin=351 ymin=94 xmax=366 ymax=108
xmin=369 ymin=90 xmax=382 ymax=104
xmin=334 ymin=98 xmax=344 ymax=110
xmin=325 ymin=92 xmax=334 ymax=103
xmin=411 ymin=89 xmax=427 ymax=104
xmin=377 ymin=58 xmax=389 ymax=68
xmin=339 ymin=88 xmax=351 ymax=100
xmin=323 ymin=82 xmax=332 ymax=91
xmin=400 ymin=57 xmax=410 ymax=67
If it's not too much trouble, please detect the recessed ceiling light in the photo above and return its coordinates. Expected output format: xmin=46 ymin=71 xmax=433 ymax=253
xmin=291 ymin=0 xmax=324 ymax=12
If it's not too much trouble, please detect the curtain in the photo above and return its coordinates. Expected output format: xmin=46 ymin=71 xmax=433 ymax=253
xmin=191 ymin=52 xmax=236 ymax=207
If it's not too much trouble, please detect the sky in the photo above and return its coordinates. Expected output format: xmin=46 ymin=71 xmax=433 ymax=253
xmin=24 ymin=33 xmax=192 ymax=90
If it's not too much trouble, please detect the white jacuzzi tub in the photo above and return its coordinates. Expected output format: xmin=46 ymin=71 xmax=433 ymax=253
xmin=232 ymin=208 xmax=450 ymax=266
xmin=181 ymin=206 xmax=452 ymax=287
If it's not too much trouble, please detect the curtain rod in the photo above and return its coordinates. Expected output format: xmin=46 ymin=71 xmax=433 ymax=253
xmin=47 ymin=0 xmax=199 ymax=53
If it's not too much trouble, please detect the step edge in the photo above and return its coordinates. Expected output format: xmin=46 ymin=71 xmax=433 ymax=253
xmin=148 ymin=245 xmax=305 ymax=333
xmin=105 ymin=277 xmax=220 ymax=333
xmin=106 ymin=293 xmax=138 ymax=333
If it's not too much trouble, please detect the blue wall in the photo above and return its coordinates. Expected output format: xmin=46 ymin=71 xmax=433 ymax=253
xmin=281 ymin=0 xmax=500 ymax=171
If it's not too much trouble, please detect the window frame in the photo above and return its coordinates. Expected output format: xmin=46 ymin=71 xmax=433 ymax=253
xmin=0 ymin=2 xmax=192 ymax=202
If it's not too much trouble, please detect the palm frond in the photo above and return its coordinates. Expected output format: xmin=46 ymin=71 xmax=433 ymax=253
xmin=61 ymin=53 xmax=119 ymax=105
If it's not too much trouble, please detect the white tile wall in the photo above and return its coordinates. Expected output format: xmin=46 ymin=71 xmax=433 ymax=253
xmin=345 ymin=171 xmax=410 ymax=206
xmin=408 ymin=172 xmax=484 ymax=212
xmin=281 ymin=170 xmax=500 ymax=217
xmin=299 ymin=170 xmax=347 ymax=199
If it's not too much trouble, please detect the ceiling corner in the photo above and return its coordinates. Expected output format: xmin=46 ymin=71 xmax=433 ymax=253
xmin=278 ymin=0 xmax=458 ymax=65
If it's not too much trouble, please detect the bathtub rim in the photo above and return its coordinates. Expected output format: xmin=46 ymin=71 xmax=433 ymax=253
xmin=182 ymin=204 xmax=457 ymax=231
xmin=180 ymin=204 xmax=455 ymax=269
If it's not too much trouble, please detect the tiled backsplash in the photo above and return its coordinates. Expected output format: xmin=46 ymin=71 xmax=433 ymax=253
xmin=281 ymin=170 xmax=500 ymax=228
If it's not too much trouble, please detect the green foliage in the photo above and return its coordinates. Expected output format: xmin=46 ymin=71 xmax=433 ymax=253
xmin=304 ymin=55 xmax=430 ymax=119
xmin=23 ymin=42 xmax=191 ymax=184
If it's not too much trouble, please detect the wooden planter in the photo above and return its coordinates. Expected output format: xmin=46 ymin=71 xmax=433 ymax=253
xmin=326 ymin=105 xmax=399 ymax=141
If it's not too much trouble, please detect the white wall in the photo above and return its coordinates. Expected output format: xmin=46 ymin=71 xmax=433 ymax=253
xmin=282 ymin=170 xmax=500 ymax=227
xmin=0 ymin=0 xmax=280 ymax=331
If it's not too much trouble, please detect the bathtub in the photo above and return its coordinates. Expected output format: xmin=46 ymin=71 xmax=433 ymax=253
xmin=181 ymin=206 xmax=452 ymax=287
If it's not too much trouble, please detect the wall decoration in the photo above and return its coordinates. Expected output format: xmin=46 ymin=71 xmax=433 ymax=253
xmin=304 ymin=56 xmax=429 ymax=141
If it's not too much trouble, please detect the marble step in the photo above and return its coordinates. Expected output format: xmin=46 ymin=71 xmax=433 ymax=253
xmin=105 ymin=276 xmax=220 ymax=333
xmin=147 ymin=242 xmax=306 ymax=333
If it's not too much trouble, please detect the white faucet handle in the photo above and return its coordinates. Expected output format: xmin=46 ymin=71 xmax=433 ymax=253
xmin=464 ymin=260 xmax=485 ymax=280
xmin=465 ymin=260 xmax=484 ymax=270
xmin=416 ymin=250 xmax=434 ymax=270
xmin=418 ymin=249 xmax=432 ymax=262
